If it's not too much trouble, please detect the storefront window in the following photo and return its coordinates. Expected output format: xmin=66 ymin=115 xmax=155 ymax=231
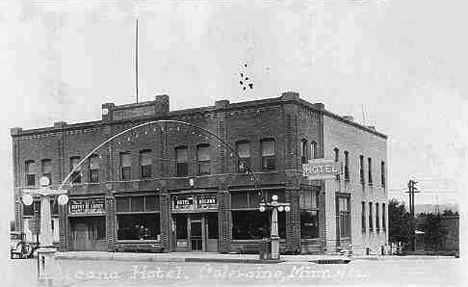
xmin=116 ymin=195 xmax=161 ymax=241
xmin=232 ymin=210 xmax=285 ymax=239
xmin=300 ymin=210 xmax=319 ymax=239
xmin=117 ymin=214 xmax=160 ymax=240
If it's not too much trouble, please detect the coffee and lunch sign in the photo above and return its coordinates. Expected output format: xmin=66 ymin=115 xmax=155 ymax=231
xmin=302 ymin=159 xmax=341 ymax=180
xmin=68 ymin=198 xmax=105 ymax=215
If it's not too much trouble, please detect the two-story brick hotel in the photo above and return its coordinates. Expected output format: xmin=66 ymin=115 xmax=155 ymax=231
xmin=11 ymin=92 xmax=388 ymax=255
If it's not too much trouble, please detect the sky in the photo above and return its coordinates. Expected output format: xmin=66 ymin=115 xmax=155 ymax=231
xmin=0 ymin=0 xmax=466 ymax=230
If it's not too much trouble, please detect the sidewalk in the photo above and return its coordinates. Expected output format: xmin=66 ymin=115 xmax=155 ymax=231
xmin=56 ymin=251 xmax=349 ymax=264
xmin=55 ymin=251 xmax=455 ymax=264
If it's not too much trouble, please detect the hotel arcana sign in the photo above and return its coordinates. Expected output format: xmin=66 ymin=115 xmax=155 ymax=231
xmin=302 ymin=160 xmax=341 ymax=180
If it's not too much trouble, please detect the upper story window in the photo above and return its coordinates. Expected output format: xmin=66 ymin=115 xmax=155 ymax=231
xmin=382 ymin=203 xmax=386 ymax=232
xmin=236 ymin=141 xmax=250 ymax=173
xmin=41 ymin=159 xmax=52 ymax=184
xmin=344 ymin=151 xmax=350 ymax=180
xmin=301 ymin=139 xmax=308 ymax=164
xmin=89 ymin=154 xmax=100 ymax=183
xmin=175 ymin=146 xmax=188 ymax=177
xmin=25 ymin=160 xmax=36 ymax=186
xmin=334 ymin=148 xmax=339 ymax=162
xmin=261 ymin=138 xmax=276 ymax=171
xmin=70 ymin=156 xmax=82 ymax=183
xmin=359 ymin=155 xmax=365 ymax=184
xmin=368 ymin=157 xmax=373 ymax=185
xmin=376 ymin=202 xmax=380 ymax=232
xmin=140 ymin=149 xmax=152 ymax=178
xmin=120 ymin=152 xmax=131 ymax=180
xmin=197 ymin=144 xmax=211 ymax=175
xmin=381 ymin=161 xmax=386 ymax=187
xmin=361 ymin=201 xmax=366 ymax=234
xmin=310 ymin=141 xmax=317 ymax=159
xmin=368 ymin=202 xmax=373 ymax=232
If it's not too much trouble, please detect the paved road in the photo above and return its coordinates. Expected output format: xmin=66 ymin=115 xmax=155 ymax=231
xmin=5 ymin=257 xmax=464 ymax=286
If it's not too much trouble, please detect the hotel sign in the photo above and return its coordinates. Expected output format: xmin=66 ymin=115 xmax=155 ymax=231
xmin=69 ymin=198 xmax=105 ymax=215
xmin=172 ymin=193 xmax=218 ymax=212
xmin=302 ymin=160 xmax=341 ymax=180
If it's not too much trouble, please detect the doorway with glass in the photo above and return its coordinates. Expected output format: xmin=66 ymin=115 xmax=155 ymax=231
xmin=173 ymin=213 xmax=218 ymax=252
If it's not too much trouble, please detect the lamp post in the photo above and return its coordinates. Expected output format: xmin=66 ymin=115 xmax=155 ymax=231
xmin=22 ymin=176 xmax=68 ymax=286
xmin=259 ymin=194 xmax=291 ymax=260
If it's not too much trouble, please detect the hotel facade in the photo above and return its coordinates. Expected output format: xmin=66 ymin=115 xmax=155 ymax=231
xmin=11 ymin=92 xmax=388 ymax=255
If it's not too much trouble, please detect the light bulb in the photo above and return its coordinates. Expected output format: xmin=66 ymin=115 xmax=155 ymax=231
xmin=259 ymin=206 xmax=266 ymax=212
xmin=284 ymin=206 xmax=291 ymax=212
xmin=58 ymin=194 xmax=69 ymax=205
xmin=278 ymin=206 xmax=284 ymax=212
xmin=272 ymin=195 xmax=278 ymax=201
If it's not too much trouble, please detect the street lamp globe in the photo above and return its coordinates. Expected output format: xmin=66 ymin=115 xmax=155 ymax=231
xmin=272 ymin=194 xmax=278 ymax=201
xmin=278 ymin=206 xmax=284 ymax=212
xmin=58 ymin=194 xmax=69 ymax=205
xmin=284 ymin=206 xmax=291 ymax=212
xmin=39 ymin=176 xmax=50 ymax=187
xmin=259 ymin=205 xmax=266 ymax=212
xmin=22 ymin=194 xmax=33 ymax=206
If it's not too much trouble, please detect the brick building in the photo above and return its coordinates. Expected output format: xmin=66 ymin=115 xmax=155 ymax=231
xmin=11 ymin=92 xmax=388 ymax=255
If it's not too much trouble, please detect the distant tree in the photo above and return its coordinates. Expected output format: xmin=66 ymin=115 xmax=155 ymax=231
xmin=442 ymin=209 xmax=459 ymax=216
xmin=388 ymin=199 xmax=413 ymax=244
xmin=420 ymin=213 xmax=448 ymax=251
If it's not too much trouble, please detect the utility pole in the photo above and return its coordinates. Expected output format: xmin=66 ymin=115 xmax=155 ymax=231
xmin=407 ymin=179 xmax=418 ymax=251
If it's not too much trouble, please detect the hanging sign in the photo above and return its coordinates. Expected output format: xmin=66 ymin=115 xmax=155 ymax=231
xmin=302 ymin=160 xmax=341 ymax=180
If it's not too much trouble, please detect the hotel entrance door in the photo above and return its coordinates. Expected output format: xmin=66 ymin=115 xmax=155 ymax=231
xmin=173 ymin=213 xmax=218 ymax=252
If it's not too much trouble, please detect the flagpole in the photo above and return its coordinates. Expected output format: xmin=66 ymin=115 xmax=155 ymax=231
xmin=135 ymin=18 xmax=139 ymax=103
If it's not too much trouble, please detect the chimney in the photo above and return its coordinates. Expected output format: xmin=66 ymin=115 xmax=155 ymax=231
xmin=155 ymin=95 xmax=169 ymax=115
xmin=281 ymin=91 xmax=300 ymax=101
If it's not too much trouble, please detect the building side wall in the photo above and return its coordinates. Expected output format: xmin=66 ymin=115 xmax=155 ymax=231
xmin=323 ymin=115 xmax=388 ymax=255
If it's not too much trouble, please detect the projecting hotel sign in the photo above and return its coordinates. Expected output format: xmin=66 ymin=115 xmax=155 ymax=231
xmin=68 ymin=198 xmax=105 ymax=215
xmin=302 ymin=160 xmax=341 ymax=180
